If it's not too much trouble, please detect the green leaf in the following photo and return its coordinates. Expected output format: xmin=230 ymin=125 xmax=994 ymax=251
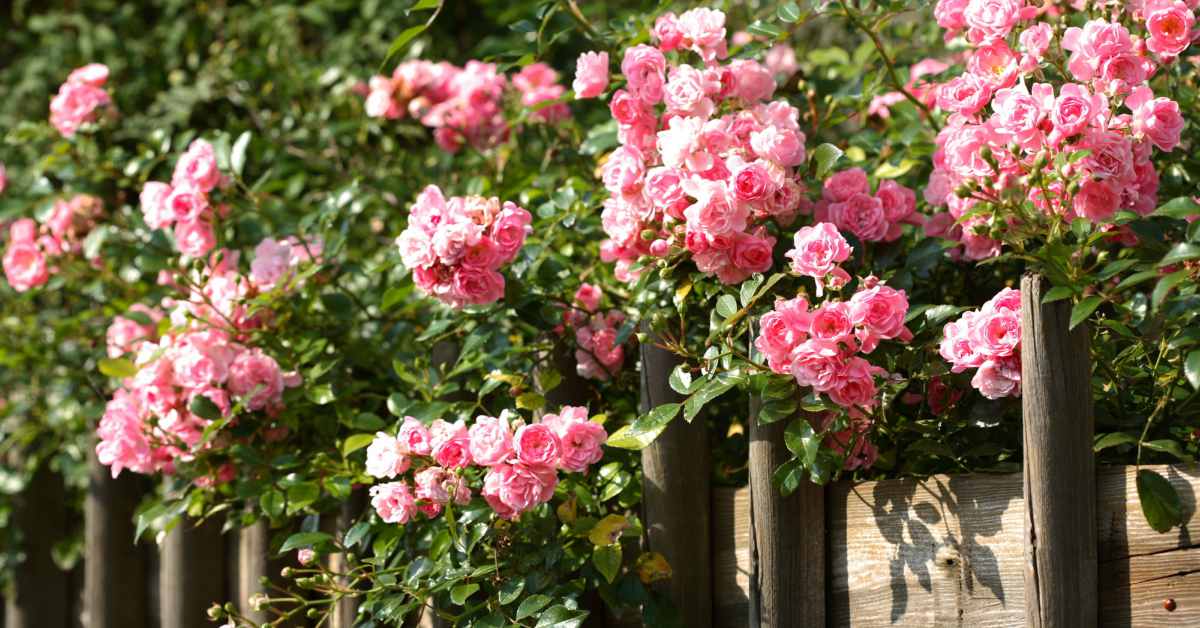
xmin=342 ymin=433 xmax=375 ymax=457
xmin=1143 ymin=439 xmax=1193 ymax=462
xmin=306 ymin=384 xmax=336 ymax=405
xmin=1152 ymin=270 xmax=1189 ymax=307
xmin=1041 ymin=286 xmax=1074 ymax=304
xmin=1093 ymin=432 xmax=1137 ymax=451
xmin=746 ymin=20 xmax=783 ymax=39
xmin=668 ymin=364 xmax=695 ymax=395
xmin=516 ymin=392 xmax=546 ymax=410
xmin=534 ymin=606 xmax=588 ymax=628
xmin=450 ymin=583 xmax=479 ymax=606
xmin=1136 ymin=469 xmax=1183 ymax=533
xmin=778 ymin=2 xmax=802 ymax=22
xmin=98 ymin=358 xmax=137 ymax=379
xmin=592 ymin=543 xmax=622 ymax=584
xmin=286 ymin=482 xmax=320 ymax=514
xmin=1158 ymin=243 xmax=1200 ymax=267
xmin=230 ymin=131 xmax=251 ymax=176
xmin=923 ymin=304 xmax=967 ymax=325
xmin=811 ymin=143 xmax=844 ymax=179
xmin=1069 ymin=296 xmax=1102 ymax=330
xmin=1113 ymin=269 xmax=1160 ymax=292
xmin=757 ymin=397 xmax=797 ymax=424
xmin=384 ymin=25 xmax=429 ymax=64
xmin=684 ymin=376 xmax=736 ymax=422
xmin=1186 ymin=351 xmax=1200 ymax=391
xmin=605 ymin=403 xmax=681 ymax=450
xmin=772 ymin=458 xmax=805 ymax=496
xmin=783 ymin=418 xmax=821 ymax=467
xmin=498 ymin=578 xmax=524 ymax=605
xmin=410 ymin=0 xmax=440 ymax=9
xmin=279 ymin=531 xmax=332 ymax=553
xmin=188 ymin=395 xmax=223 ymax=421
xmin=1152 ymin=196 xmax=1200 ymax=219
xmin=1097 ymin=259 xmax=1138 ymax=281
xmin=715 ymin=294 xmax=738 ymax=319
xmin=260 ymin=490 xmax=285 ymax=519
xmin=515 ymin=594 xmax=552 ymax=620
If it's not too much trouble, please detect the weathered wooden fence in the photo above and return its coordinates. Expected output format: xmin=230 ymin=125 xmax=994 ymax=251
xmin=6 ymin=272 xmax=1198 ymax=627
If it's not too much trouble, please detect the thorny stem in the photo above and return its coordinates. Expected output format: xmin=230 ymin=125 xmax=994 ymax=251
xmin=841 ymin=5 xmax=942 ymax=134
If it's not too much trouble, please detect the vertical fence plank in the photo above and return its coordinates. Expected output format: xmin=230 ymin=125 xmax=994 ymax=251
xmin=329 ymin=490 xmax=367 ymax=628
xmin=747 ymin=408 xmax=825 ymax=627
xmin=85 ymin=451 xmax=150 ymax=628
xmin=4 ymin=465 xmax=70 ymax=628
xmin=639 ymin=331 xmax=712 ymax=628
xmin=233 ymin=521 xmax=292 ymax=625
xmin=159 ymin=515 xmax=227 ymax=628
xmin=1020 ymin=273 xmax=1097 ymax=627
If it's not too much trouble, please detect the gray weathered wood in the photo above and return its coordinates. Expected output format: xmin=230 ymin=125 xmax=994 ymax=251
xmin=84 ymin=452 xmax=150 ymax=628
xmin=159 ymin=515 xmax=227 ymax=628
xmin=4 ymin=466 xmax=71 ymax=628
xmin=329 ymin=490 xmax=368 ymax=628
xmin=232 ymin=521 xmax=291 ymax=625
xmin=639 ymin=331 xmax=711 ymax=628
xmin=713 ymin=464 xmax=1198 ymax=627
xmin=747 ymin=408 xmax=825 ymax=628
xmin=1020 ymin=273 xmax=1097 ymax=628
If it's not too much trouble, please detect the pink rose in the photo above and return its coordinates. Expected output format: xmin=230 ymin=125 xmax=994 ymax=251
xmin=573 ymin=283 xmax=602 ymax=313
xmin=490 ymin=203 xmax=532 ymax=264
xmin=936 ymin=73 xmax=993 ymax=116
xmin=765 ymin=44 xmax=799 ymax=80
xmin=963 ymin=0 xmax=1023 ymax=44
xmin=1126 ymin=87 xmax=1184 ymax=152
xmin=663 ymin=64 xmax=717 ymax=118
xmin=1061 ymin=20 xmax=1133 ymax=82
xmin=1144 ymin=0 xmax=1196 ymax=59
xmin=3 ymin=241 xmax=49 ymax=292
xmin=968 ymin=40 xmax=1019 ymax=89
xmin=1072 ymin=179 xmax=1121 ymax=221
xmin=822 ymin=168 xmax=871 ymax=203
xmin=731 ymin=231 xmax=775 ymax=273
xmin=827 ymin=357 xmax=885 ymax=409
xmin=621 ymin=45 xmax=667 ymax=105
xmin=468 ymin=414 xmax=513 ymax=467
xmin=653 ymin=12 xmax=684 ymax=51
xmin=785 ymin=222 xmax=851 ymax=279
xmin=49 ymin=71 xmax=111 ymax=138
xmin=968 ymin=310 xmax=1020 ymax=358
xmin=550 ymin=410 xmax=606 ymax=473
xmin=164 ymin=183 xmax=210 ymax=225
xmin=227 ymin=348 xmax=284 ymax=411
xmin=677 ymin=7 xmax=728 ymax=62
xmin=1050 ymin=83 xmax=1103 ymax=141
xmin=68 ymin=63 xmax=109 ymax=87
xmin=250 ymin=238 xmax=294 ymax=289
xmin=935 ymin=0 xmax=969 ymax=32
xmin=972 ymin=355 xmax=1021 ymax=399
xmin=809 ymin=302 xmax=854 ymax=344
xmin=173 ymin=219 xmax=216 ymax=259
xmin=849 ymin=280 xmax=911 ymax=352
xmin=829 ymin=193 xmax=888 ymax=242
xmin=140 ymin=182 xmax=174 ymax=230
xmin=730 ymin=59 xmax=776 ymax=102
xmin=731 ymin=160 xmax=777 ymax=203
xmin=789 ymin=339 xmax=845 ymax=392
xmin=1019 ymin=23 xmax=1053 ymax=61
xmin=365 ymin=432 xmax=410 ymax=479
xmin=370 ymin=481 xmax=418 ymax=524
xmin=450 ymin=267 xmax=505 ymax=307
xmin=749 ymin=125 xmax=806 ymax=168
xmin=397 ymin=416 xmax=432 ymax=456
xmin=513 ymin=423 xmax=561 ymax=468
xmin=485 ymin=462 xmax=557 ymax=518
xmin=875 ymin=180 xmax=916 ymax=223
xmin=572 ymin=51 xmax=610 ymax=99
xmin=172 ymin=139 xmax=221 ymax=193
xmin=431 ymin=420 xmax=472 ymax=469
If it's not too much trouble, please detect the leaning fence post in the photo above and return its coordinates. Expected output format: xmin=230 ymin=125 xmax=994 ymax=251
xmin=1020 ymin=273 xmax=1097 ymax=627
xmin=84 ymin=451 xmax=150 ymax=628
xmin=4 ymin=464 xmax=71 ymax=628
xmin=748 ymin=392 xmax=825 ymax=625
xmin=639 ymin=328 xmax=712 ymax=628
xmin=159 ymin=514 xmax=227 ymax=628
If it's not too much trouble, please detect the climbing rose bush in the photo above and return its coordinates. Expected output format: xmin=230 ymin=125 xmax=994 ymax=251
xmin=940 ymin=288 xmax=1023 ymax=400
xmin=560 ymin=283 xmax=628 ymax=381
xmin=2 ymin=195 xmax=105 ymax=292
xmin=395 ymin=184 xmax=532 ymax=308
xmin=140 ymin=139 xmax=230 ymax=258
xmin=49 ymin=63 xmax=113 ymax=138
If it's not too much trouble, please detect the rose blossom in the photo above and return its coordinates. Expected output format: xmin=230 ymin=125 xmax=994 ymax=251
xmin=397 ymin=416 xmax=432 ymax=456
xmin=572 ymin=51 xmax=609 ymax=99
xmin=3 ymin=241 xmax=49 ymax=292
xmin=468 ymin=414 xmax=513 ymax=466
xmin=785 ymin=222 xmax=851 ymax=279
xmin=365 ymin=432 xmax=410 ymax=479
xmin=1126 ymin=87 xmax=1184 ymax=152
xmin=1144 ymin=0 xmax=1196 ymax=58
xmin=370 ymin=481 xmax=418 ymax=524
xmin=486 ymin=462 xmax=557 ymax=517
xmin=227 ymin=348 xmax=284 ymax=411
xmin=513 ymin=423 xmax=562 ymax=468
xmin=621 ymin=45 xmax=667 ymax=105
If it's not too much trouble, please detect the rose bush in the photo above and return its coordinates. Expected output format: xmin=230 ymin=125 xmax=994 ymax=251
xmin=1 ymin=0 xmax=1198 ymax=626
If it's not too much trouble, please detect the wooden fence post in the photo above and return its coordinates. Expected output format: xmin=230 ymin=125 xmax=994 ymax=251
xmin=4 ymin=465 xmax=71 ymax=628
xmin=329 ymin=489 xmax=368 ymax=628
xmin=748 ymin=405 xmax=825 ymax=627
xmin=84 ymin=451 xmax=150 ymax=628
xmin=232 ymin=521 xmax=292 ymax=625
xmin=159 ymin=514 xmax=227 ymax=628
xmin=639 ymin=330 xmax=712 ymax=628
xmin=1020 ymin=273 xmax=1097 ymax=627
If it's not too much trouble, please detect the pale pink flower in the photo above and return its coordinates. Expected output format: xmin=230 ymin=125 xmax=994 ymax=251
xmin=572 ymin=51 xmax=610 ymax=99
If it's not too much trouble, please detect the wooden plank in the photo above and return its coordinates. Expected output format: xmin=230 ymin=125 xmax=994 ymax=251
xmin=711 ymin=464 xmax=1198 ymax=628
xmin=639 ymin=332 xmax=712 ymax=628
xmin=4 ymin=465 xmax=71 ymax=628
xmin=232 ymin=521 xmax=293 ymax=626
xmin=1020 ymin=273 xmax=1097 ymax=627
xmin=159 ymin=515 xmax=227 ymax=628
xmin=85 ymin=452 xmax=150 ymax=628
xmin=747 ymin=409 xmax=824 ymax=627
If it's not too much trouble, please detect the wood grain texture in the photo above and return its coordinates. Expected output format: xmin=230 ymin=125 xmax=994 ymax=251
xmin=640 ymin=332 xmax=712 ymax=628
xmin=85 ymin=451 xmax=150 ymax=628
xmin=231 ymin=521 xmax=294 ymax=626
xmin=329 ymin=489 xmax=368 ymax=628
xmin=747 ymin=408 xmax=825 ymax=627
xmin=4 ymin=466 xmax=71 ymax=628
xmin=1020 ymin=273 xmax=1097 ymax=628
xmin=712 ymin=464 xmax=1198 ymax=627
xmin=159 ymin=515 xmax=227 ymax=628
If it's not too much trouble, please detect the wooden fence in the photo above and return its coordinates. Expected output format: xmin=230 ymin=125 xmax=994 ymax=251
xmin=5 ymin=273 xmax=1198 ymax=628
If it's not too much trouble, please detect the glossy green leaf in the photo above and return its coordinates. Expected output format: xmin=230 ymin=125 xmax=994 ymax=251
xmin=1136 ymin=469 xmax=1183 ymax=533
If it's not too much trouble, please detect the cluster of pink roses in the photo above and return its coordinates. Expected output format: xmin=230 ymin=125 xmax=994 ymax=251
xmin=560 ymin=283 xmax=627 ymax=381
xmin=97 ymin=241 xmax=312 ymax=479
xmin=578 ymin=8 xmax=810 ymax=284
xmin=395 ymin=185 xmax=532 ymax=308
xmin=366 ymin=406 xmax=606 ymax=523
xmin=363 ymin=59 xmax=569 ymax=153
xmin=939 ymin=287 xmax=1022 ymax=400
xmin=814 ymin=169 xmax=920 ymax=245
xmin=2 ymin=195 xmax=105 ymax=292
xmin=757 ymin=224 xmax=913 ymax=410
xmin=140 ymin=139 xmax=230 ymax=258
xmin=50 ymin=63 xmax=113 ymax=138
xmin=925 ymin=1 xmax=1192 ymax=260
